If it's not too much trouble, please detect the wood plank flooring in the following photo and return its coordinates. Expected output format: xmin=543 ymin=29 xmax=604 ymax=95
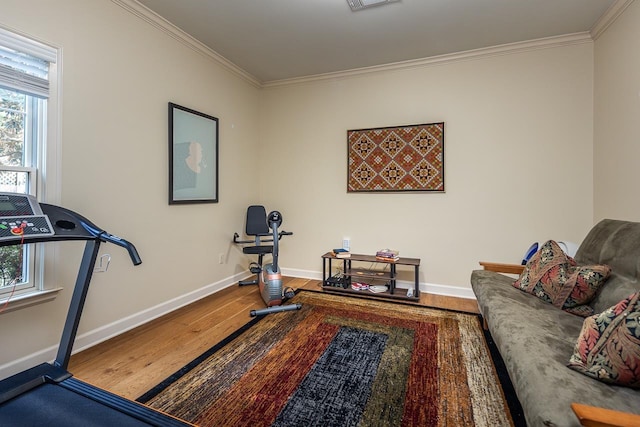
xmin=68 ymin=277 xmax=480 ymax=401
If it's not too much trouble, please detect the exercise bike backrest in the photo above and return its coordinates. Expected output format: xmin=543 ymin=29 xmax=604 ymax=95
xmin=233 ymin=209 xmax=292 ymax=247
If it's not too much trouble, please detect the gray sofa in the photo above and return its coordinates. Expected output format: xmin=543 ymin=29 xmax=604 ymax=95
xmin=471 ymin=219 xmax=640 ymax=427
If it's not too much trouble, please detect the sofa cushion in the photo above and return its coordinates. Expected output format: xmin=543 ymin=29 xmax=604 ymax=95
xmin=513 ymin=240 xmax=611 ymax=316
xmin=568 ymin=291 xmax=640 ymax=388
xmin=471 ymin=269 xmax=640 ymax=426
xmin=574 ymin=220 xmax=640 ymax=313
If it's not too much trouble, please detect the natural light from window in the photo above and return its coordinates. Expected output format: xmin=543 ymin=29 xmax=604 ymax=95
xmin=0 ymin=27 xmax=57 ymax=310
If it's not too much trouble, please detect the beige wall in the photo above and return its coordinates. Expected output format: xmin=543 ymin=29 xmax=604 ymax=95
xmin=594 ymin=0 xmax=640 ymax=221
xmin=3 ymin=0 xmax=636 ymax=378
xmin=0 ymin=0 xmax=261 ymax=375
xmin=260 ymin=43 xmax=595 ymax=291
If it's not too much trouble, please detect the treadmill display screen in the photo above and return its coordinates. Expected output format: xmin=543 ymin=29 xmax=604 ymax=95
xmin=0 ymin=193 xmax=53 ymax=239
xmin=0 ymin=194 xmax=38 ymax=217
xmin=0 ymin=201 xmax=16 ymax=212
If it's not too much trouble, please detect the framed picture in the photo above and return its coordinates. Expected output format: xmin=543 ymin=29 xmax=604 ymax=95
xmin=347 ymin=122 xmax=444 ymax=193
xmin=168 ymin=102 xmax=219 ymax=204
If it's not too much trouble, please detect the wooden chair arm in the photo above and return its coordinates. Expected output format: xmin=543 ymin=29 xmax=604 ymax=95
xmin=478 ymin=262 xmax=525 ymax=275
xmin=571 ymin=402 xmax=640 ymax=427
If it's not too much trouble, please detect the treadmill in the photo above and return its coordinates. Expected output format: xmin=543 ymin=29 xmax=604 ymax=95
xmin=0 ymin=193 xmax=193 ymax=426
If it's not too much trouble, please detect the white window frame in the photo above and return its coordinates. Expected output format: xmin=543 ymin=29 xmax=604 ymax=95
xmin=0 ymin=26 xmax=61 ymax=313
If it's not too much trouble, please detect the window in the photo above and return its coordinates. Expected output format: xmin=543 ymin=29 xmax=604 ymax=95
xmin=0 ymin=27 xmax=58 ymax=309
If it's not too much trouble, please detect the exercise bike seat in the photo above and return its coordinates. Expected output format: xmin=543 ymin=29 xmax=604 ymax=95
xmin=243 ymin=245 xmax=272 ymax=255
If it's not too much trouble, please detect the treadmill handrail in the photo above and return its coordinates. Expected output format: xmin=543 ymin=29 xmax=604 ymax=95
xmin=0 ymin=202 xmax=142 ymax=266
xmin=40 ymin=203 xmax=142 ymax=265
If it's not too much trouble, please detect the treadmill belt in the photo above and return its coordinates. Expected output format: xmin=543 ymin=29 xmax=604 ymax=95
xmin=0 ymin=383 xmax=168 ymax=427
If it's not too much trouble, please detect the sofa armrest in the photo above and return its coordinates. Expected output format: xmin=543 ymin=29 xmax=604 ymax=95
xmin=571 ymin=402 xmax=640 ymax=427
xmin=478 ymin=262 xmax=525 ymax=275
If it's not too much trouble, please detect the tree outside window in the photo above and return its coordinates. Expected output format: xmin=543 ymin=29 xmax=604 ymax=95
xmin=0 ymin=89 xmax=30 ymax=289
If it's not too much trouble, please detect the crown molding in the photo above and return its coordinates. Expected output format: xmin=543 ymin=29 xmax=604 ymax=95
xmin=112 ymin=0 xmax=596 ymax=90
xmin=111 ymin=0 xmax=261 ymax=88
xmin=590 ymin=0 xmax=635 ymax=40
xmin=263 ymin=32 xmax=593 ymax=88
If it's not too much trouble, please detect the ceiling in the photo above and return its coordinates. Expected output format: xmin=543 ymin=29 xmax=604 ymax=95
xmin=137 ymin=0 xmax=617 ymax=84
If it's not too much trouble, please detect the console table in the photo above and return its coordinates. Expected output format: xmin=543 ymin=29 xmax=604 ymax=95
xmin=321 ymin=252 xmax=421 ymax=301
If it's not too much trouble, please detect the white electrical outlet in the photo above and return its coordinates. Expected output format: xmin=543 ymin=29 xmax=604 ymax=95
xmin=342 ymin=237 xmax=350 ymax=251
xmin=218 ymin=253 xmax=225 ymax=264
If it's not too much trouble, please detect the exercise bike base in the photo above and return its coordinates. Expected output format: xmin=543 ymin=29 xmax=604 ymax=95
xmin=238 ymin=279 xmax=258 ymax=286
xmin=250 ymin=303 xmax=302 ymax=317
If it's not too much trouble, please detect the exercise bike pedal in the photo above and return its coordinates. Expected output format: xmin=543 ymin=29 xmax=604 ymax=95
xmin=249 ymin=262 xmax=262 ymax=274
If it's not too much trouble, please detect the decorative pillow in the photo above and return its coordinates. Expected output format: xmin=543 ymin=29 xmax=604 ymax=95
xmin=563 ymin=305 xmax=595 ymax=318
xmin=564 ymin=264 xmax=612 ymax=309
xmin=568 ymin=292 xmax=640 ymax=388
xmin=512 ymin=240 xmax=611 ymax=316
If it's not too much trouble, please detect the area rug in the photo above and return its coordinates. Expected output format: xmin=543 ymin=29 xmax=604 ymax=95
xmin=138 ymin=291 xmax=513 ymax=426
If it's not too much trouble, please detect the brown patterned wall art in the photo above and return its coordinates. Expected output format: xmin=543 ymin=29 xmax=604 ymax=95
xmin=347 ymin=122 xmax=444 ymax=192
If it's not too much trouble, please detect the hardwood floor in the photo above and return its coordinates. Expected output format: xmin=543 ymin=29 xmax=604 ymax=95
xmin=68 ymin=277 xmax=480 ymax=401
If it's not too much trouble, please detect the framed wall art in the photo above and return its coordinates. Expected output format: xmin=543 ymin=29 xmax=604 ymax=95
xmin=347 ymin=122 xmax=444 ymax=193
xmin=168 ymin=102 xmax=219 ymax=204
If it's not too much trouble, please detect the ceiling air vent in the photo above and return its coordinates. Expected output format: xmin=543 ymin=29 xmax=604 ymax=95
xmin=347 ymin=0 xmax=400 ymax=11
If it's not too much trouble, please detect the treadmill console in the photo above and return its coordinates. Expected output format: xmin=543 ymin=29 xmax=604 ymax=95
xmin=0 ymin=193 xmax=54 ymax=241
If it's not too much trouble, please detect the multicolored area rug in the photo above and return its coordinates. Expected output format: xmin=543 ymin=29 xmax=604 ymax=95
xmin=138 ymin=291 xmax=513 ymax=427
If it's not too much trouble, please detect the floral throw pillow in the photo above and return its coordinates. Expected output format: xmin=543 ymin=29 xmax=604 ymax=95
xmin=568 ymin=292 xmax=640 ymax=388
xmin=512 ymin=240 xmax=611 ymax=316
xmin=564 ymin=305 xmax=596 ymax=318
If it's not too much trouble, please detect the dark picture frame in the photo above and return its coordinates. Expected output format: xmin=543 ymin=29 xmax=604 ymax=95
xmin=347 ymin=122 xmax=444 ymax=193
xmin=168 ymin=102 xmax=219 ymax=204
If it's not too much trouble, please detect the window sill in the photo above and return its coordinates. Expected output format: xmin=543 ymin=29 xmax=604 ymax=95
xmin=0 ymin=288 xmax=63 ymax=314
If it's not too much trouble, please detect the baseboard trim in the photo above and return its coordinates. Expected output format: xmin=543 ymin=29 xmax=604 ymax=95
xmin=0 ymin=345 xmax=56 ymax=382
xmin=282 ymin=268 xmax=476 ymax=300
xmin=71 ymin=271 xmax=247 ymax=353
xmin=0 ymin=271 xmax=245 ymax=381
xmin=1 ymin=268 xmax=474 ymax=380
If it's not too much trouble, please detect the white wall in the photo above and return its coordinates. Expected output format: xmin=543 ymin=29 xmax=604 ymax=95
xmin=0 ymin=0 xmax=261 ymax=376
xmin=593 ymin=0 xmax=640 ymax=221
xmin=260 ymin=43 xmax=595 ymax=291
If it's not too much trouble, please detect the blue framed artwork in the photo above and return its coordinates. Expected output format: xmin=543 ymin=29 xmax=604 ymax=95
xmin=168 ymin=102 xmax=219 ymax=204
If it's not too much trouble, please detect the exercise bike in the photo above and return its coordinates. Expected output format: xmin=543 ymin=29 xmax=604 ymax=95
xmin=234 ymin=210 xmax=302 ymax=316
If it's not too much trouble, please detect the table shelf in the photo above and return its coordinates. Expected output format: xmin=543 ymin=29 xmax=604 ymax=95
xmin=321 ymin=252 xmax=421 ymax=302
